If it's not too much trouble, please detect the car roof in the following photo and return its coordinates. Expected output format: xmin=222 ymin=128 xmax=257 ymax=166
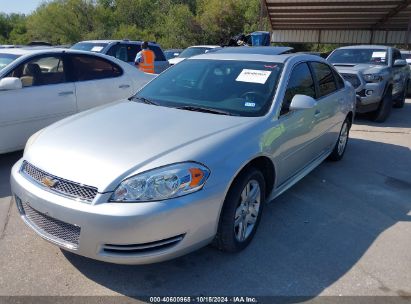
xmin=165 ymin=48 xmax=183 ymax=52
xmin=187 ymin=45 xmax=221 ymax=49
xmin=213 ymin=46 xmax=294 ymax=55
xmin=0 ymin=46 xmax=56 ymax=55
xmin=189 ymin=52 xmax=310 ymax=63
xmin=77 ymin=40 xmax=160 ymax=46
xmin=337 ymin=45 xmax=390 ymax=50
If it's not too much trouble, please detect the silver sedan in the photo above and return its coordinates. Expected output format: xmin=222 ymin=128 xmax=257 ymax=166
xmin=11 ymin=53 xmax=356 ymax=264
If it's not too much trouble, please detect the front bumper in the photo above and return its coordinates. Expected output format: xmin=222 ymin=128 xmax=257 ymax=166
xmin=10 ymin=159 xmax=224 ymax=264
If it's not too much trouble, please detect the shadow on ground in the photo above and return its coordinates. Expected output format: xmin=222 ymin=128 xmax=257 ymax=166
xmin=0 ymin=151 xmax=22 ymax=197
xmin=62 ymin=137 xmax=411 ymax=298
xmin=354 ymin=102 xmax=411 ymax=129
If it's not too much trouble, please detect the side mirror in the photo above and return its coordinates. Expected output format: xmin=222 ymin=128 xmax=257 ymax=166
xmin=394 ymin=59 xmax=407 ymax=67
xmin=0 ymin=77 xmax=22 ymax=91
xmin=289 ymin=94 xmax=317 ymax=110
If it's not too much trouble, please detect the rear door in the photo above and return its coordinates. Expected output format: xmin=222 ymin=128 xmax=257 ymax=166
xmin=0 ymin=54 xmax=76 ymax=153
xmin=67 ymin=54 xmax=134 ymax=111
xmin=309 ymin=61 xmax=344 ymax=151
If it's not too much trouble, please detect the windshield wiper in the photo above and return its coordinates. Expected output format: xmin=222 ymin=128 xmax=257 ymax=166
xmin=129 ymin=96 xmax=159 ymax=106
xmin=176 ymin=105 xmax=238 ymax=116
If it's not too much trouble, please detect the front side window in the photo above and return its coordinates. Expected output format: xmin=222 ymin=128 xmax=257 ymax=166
xmin=69 ymin=55 xmax=122 ymax=81
xmin=107 ymin=44 xmax=129 ymax=62
xmin=281 ymin=62 xmax=315 ymax=115
xmin=311 ymin=62 xmax=337 ymax=97
xmin=134 ymin=59 xmax=283 ymax=117
xmin=392 ymin=49 xmax=402 ymax=62
xmin=328 ymin=49 xmax=388 ymax=66
xmin=0 ymin=53 xmax=19 ymax=71
xmin=7 ymin=56 xmax=65 ymax=87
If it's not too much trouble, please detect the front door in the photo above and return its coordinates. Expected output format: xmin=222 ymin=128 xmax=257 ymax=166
xmin=0 ymin=54 xmax=76 ymax=153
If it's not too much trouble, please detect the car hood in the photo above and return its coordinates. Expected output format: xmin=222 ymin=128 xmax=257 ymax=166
xmin=332 ymin=63 xmax=387 ymax=74
xmin=25 ymin=101 xmax=254 ymax=192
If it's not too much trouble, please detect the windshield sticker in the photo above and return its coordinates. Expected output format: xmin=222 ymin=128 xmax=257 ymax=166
xmin=91 ymin=46 xmax=104 ymax=52
xmin=264 ymin=65 xmax=277 ymax=69
xmin=236 ymin=69 xmax=271 ymax=84
xmin=245 ymin=102 xmax=256 ymax=107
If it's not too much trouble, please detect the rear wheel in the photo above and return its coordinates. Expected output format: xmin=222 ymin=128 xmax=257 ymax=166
xmin=371 ymin=87 xmax=392 ymax=122
xmin=328 ymin=117 xmax=350 ymax=161
xmin=213 ymin=167 xmax=265 ymax=252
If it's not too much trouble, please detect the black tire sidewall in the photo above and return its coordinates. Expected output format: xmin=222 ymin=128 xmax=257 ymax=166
xmin=214 ymin=167 xmax=266 ymax=252
xmin=372 ymin=87 xmax=392 ymax=122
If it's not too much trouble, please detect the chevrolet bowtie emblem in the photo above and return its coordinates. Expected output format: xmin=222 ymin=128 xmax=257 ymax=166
xmin=41 ymin=176 xmax=58 ymax=188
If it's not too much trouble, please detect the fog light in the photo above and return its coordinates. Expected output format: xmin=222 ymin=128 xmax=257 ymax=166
xmin=366 ymin=90 xmax=373 ymax=96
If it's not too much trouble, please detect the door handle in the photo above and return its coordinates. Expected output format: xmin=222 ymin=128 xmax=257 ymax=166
xmin=58 ymin=91 xmax=74 ymax=96
xmin=314 ymin=110 xmax=321 ymax=118
xmin=119 ymin=84 xmax=130 ymax=89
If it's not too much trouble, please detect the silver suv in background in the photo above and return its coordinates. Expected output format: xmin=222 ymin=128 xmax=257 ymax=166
xmin=71 ymin=40 xmax=169 ymax=73
xmin=327 ymin=45 xmax=409 ymax=122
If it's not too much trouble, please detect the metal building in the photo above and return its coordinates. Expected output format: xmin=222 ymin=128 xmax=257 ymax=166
xmin=264 ymin=0 xmax=411 ymax=45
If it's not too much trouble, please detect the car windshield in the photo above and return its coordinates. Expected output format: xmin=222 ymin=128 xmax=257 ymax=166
xmin=0 ymin=53 xmax=19 ymax=70
xmin=134 ymin=59 xmax=283 ymax=117
xmin=328 ymin=49 xmax=388 ymax=65
xmin=71 ymin=42 xmax=108 ymax=53
xmin=178 ymin=47 xmax=213 ymax=58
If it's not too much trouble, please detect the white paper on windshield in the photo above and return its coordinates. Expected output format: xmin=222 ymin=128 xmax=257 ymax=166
xmin=372 ymin=51 xmax=386 ymax=58
xmin=236 ymin=69 xmax=271 ymax=84
xmin=91 ymin=46 xmax=104 ymax=52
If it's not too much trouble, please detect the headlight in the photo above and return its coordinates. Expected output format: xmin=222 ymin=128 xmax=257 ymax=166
xmin=363 ymin=73 xmax=384 ymax=83
xmin=110 ymin=162 xmax=210 ymax=202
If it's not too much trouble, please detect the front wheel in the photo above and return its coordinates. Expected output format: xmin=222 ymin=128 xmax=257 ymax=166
xmin=328 ymin=118 xmax=350 ymax=161
xmin=393 ymin=82 xmax=407 ymax=108
xmin=371 ymin=88 xmax=392 ymax=122
xmin=213 ymin=167 xmax=266 ymax=252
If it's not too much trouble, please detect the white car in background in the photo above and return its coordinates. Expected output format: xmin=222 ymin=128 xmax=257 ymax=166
xmin=0 ymin=48 xmax=155 ymax=154
xmin=168 ymin=45 xmax=221 ymax=65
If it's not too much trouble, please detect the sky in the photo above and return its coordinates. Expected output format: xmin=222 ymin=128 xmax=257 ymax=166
xmin=0 ymin=0 xmax=45 ymax=15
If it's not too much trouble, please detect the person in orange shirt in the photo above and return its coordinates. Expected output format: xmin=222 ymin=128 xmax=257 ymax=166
xmin=134 ymin=41 xmax=155 ymax=74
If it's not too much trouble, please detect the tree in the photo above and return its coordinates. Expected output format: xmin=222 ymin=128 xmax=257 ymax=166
xmin=157 ymin=4 xmax=200 ymax=48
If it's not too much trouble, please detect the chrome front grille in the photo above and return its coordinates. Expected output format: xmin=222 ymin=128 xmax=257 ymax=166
xmin=341 ymin=73 xmax=361 ymax=89
xmin=18 ymin=199 xmax=81 ymax=249
xmin=21 ymin=161 xmax=98 ymax=202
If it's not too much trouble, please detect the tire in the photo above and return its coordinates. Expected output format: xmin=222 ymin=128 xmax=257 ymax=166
xmin=393 ymin=82 xmax=407 ymax=108
xmin=213 ymin=167 xmax=266 ymax=252
xmin=371 ymin=87 xmax=392 ymax=122
xmin=328 ymin=117 xmax=350 ymax=161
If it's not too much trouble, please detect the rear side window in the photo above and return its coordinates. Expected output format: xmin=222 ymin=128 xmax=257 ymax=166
xmin=149 ymin=46 xmax=166 ymax=61
xmin=281 ymin=62 xmax=315 ymax=115
xmin=69 ymin=55 xmax=122 ymax=81
xmin=311 ymin=62 xmax=337 ymax=97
